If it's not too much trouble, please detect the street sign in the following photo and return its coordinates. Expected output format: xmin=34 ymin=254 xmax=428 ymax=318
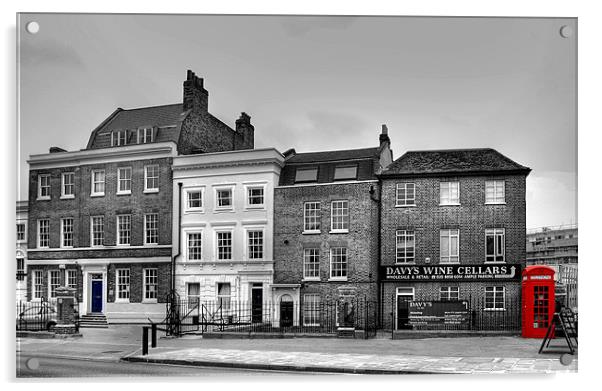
xmin=380 ymin=264 xmax=521 ymax=282
xmin=408 ymin=300 xmax=470 ymax=326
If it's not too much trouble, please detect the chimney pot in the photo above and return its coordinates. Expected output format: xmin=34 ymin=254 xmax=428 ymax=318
xmin=382 ymin=124 xmax=388 ymax=135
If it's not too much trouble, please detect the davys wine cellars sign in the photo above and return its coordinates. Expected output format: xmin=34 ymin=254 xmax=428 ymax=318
xmin=381 ymin=264 xmax=521 ymax=281
xmin=407 ymin=300 xmax=470 ymax=326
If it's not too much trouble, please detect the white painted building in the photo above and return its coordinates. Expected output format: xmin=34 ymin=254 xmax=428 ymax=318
xmin=16 ymin=201 xmax=28 ymax=303
xmin=172 ymin=148 xmax=284 ymax=322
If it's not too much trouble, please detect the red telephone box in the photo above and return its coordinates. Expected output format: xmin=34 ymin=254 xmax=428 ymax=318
xmin=522 ymin=265 xmax=555 ymax=338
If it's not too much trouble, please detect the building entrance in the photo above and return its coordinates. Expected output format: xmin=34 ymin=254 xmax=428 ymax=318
xmin=396 ymin=287 xmax=414 ymax=330
xmin=91 ymin=280 xmax=103 ymax=313
xmin=251 ymin=283 xmax=263 ymax=323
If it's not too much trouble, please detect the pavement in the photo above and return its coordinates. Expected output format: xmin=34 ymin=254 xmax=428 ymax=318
xmin=17 ymin=325 xmax=578 ymax=375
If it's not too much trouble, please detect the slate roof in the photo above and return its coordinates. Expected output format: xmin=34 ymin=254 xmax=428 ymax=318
xmin=380 ymin=148 xmax=530 ymax=177
xmin=86 ymin=104 xmax=188 ymax=149
xmin=286 ymin=147 xmax=380 ymax=164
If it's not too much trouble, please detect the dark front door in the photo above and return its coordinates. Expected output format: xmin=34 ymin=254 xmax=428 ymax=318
xmin=280 ymin=302 xmax=293 ymax=327
xmin=251 ymin=287 xmax=263 ymax=323
xmin=91 ymin=280 xmax=103 ymax=313
xmin=397 ymin=295 xmax=412 ymax=330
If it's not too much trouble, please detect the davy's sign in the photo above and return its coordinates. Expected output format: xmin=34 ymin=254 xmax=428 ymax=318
xmin=381 ymin=264 xmax=521 ymax=282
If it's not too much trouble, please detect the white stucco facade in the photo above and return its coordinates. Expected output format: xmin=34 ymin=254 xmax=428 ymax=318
xmin=172 ymin=148 xmax=284 ymax=318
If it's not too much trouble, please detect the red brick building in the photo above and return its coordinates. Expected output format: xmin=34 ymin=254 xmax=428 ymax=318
xmin=272 ymin=126 xmax=392 ymax=327
xmin=378 ymin=149 xmax=530 ymax=331
xmin=26 ymin=70 xmax=255 ymax=323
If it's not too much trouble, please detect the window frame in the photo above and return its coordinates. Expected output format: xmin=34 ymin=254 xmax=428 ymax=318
xmin=246 ymin=228 xmax=265 ymax=260
xmin=217 ymin=282 xmax=231 ymax=311
xmin=303 ymin=201 xmax=321 ymax=234
xmin=116 ymin=214 xmax=132 ymax=246
xmin=66 ymin=269 xmax=78 ymax=290
xmin=294 ymin=167 xmax=318 ymax=183
xmin=111 ymin=130 xmax=128 ymax=146
xmin=37 ymin=174 xmax=51 ymax=200
xmin=485 ymin=228 xmax=506 ymax=263
xmin=16 ymin=258 xmax=26 ymax=281
xmin=144 ymin=164 xmax=160 ymax=193
xmin=60 ymin=217 xmax=74 ymax=248
xmin=186 ymin=230 xmax=203 ymax=261
xmin=439 ymin=181 xmax=460 ymax=206
xmin=48 ymin=270 xmax=61 ymax=298
xmin=329 ymin=247 xmax=348 ymax=281
xmin=184 ymin=187 xmax=205 ymax=213
xmin=440 ymin=229 xmax=460 ymax=264
xmin=116 ymin=268 xmax=131 ymax=302
xmin=395 ymin=183 xmax=416 ymax=207
xmin=37 ymin=219 xmax=50 ymax=248
xmin=484 ymin=286 xmax=506 ymax=311
xmin=440 ymin=286 xmax=460 ymax=301
xmin=303 ymin=294 xmax=321 ymax=326
xmin=303 ymin=248 xmax=320 ymax=281
xmin=143 ymin=268 xmax=158 ymax=302
xmin=144 ymin=213 xmax=159 ymax=245
xmin=117 ymin=167 xmax=132 ymax=195
xmin=17 ymin=223 xmax=26 ymax=242
xmin=32 ymin=270 xmax=44 ymax=300
xmin=333 ymin=165 xmax=358 ymax=181
xmin=137 ymin=127 xmax=154 ymax=144
xmin=90 ymin=216 xmax=104 ymax=247
xmin=215 ymin=229 xmax=234 ymax=261
xmin=244 ymin=183 xmax=266 ymax=209
xmin=61 ymin=172 xmax=75 ymax=199
xmin=90 ymin=169 xmax=106 ymax=197
xmin=187 ymin=282 xmax=201 ymax=305
xmin=485 ymin=180 xmax=506 ymax=205
xmin=395 ymin=230 xmax=416 ymax=264
xmin=330 ymin=200 xmax=350 ymax=233
xmin=214 ymin=185 xmax=235 ymax=212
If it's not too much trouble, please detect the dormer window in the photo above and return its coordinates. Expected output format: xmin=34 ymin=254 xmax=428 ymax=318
xmin=111 ymin=130 xmax=128 ymax=146
xmin=334 ymin=165 xmax=358 ymax=181
xmin=295 ymin=168 xmax=318 ymax=183
xmin=138 ymin=127 xmax=154 ymax=144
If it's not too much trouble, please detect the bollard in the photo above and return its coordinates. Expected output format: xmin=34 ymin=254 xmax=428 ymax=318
xmin=151 ymin=324 xmax=157 ymax=348
xmin=142 ymin=327 xmax=148 ymax=356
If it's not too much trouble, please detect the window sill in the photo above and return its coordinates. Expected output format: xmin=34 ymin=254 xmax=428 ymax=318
xmin=485 ymin=202 xmax=506 ymax=205
xmin=329 ymin=230 xmax=349 ymax=234
xmin=439 ymin=262 xmax=460 ymax=265
xmin=60 ymin=195 xmax=75 ymax=200
xmin=328 ymin=277 xmax=348 ymax=282
xmin=439 ymin=203 xmax=460 ymax=206
xmin=114 ymin=299 xmax=130 ymax=304
xmin=143 ymin=189 xmax=159 ymax=194
xmin=142 ymin=299 xmax=158 ymax=304
xmin=116 ymin=191 xmax=132 ymax=196
xmin=245 ymin=205 xmax=266 ymax=210
xmin=214 ymin=208 xmax=235 ymax=213
xmin=116 ymin=244 xmax=131 ymax=247
xmin=60 ymin=246 xmax=74 ymax=249
xmin=144 ymin=243 xmax=159 ymax=246
xmin=484 ymin=261 xmax=506 ymax=264
xmin=395 ymin=262 xmax=416 ymax=265
xmin=395 ymin=204 xmax=416 ymax=208
xmin=185 ymin=208 xmax=205 ymax=214
xmin=302 ymin=278 xmax=321 ymax=282
xmin=483 ymin=308 xmax=506 ymax=312
xmin=36 ymin=197 xmax=51 ymax=201
xmin=302 ymin=230 xmax=321 ymax=235
xmin=90 ymin=193 xmax=105 ymax=197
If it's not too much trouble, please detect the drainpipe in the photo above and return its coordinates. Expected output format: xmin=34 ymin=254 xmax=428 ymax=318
xmin=369 ymin=183 xmax=382 ymax=328
xmin=171 ymin=182 xmax=183 ymax=295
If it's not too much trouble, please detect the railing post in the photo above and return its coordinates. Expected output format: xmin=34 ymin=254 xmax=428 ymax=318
xmin=151 ymin=323 xmax=157 ymax=348
xmin=142 ymin=327 xmax=148 ymax=356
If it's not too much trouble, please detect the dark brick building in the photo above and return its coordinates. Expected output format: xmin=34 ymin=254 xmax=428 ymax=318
xmin=378 ymin=148 xmax=530 ymax=331
xmin=26 ymin=70 xmax=255 ymax=323
xmin=272 ymin=126 xmax=392 ymax=327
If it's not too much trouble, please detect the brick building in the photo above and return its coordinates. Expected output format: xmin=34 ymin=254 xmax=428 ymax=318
xmin=25 ymin=70 xmax=255 ymax=323
xmin=272 ymin=126 xmax=393 ymax=327
xmin=172 ymin=148 xmax=284 ymax=324
xmin=16 ymin=201 xmax=28 ymax=303
xmin=378 ymin=148 xmax=530 ymax=331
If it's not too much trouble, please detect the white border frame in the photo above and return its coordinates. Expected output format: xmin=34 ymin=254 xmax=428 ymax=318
xmin=329 ymin=199 xmax=350 ymax=234
xmin=37 ymin=173 xmax=51 ymax=200
xmin=90 ymin=169 xmax=106 ymax=197
xmin=116 ymin=166 xmax=132 ymax=195
xmin=183 ymin=186 xmax=205 ymax=213
xmin=143 ymin=164 xmax=160 ymax=193
xmin=60 ymin=171 xmax=75 ymax=199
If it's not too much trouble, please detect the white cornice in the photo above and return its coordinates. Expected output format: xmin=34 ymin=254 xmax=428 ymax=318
xmin=28 ymin=142 xmax=178 ymax=169
xmin=172 ymin=148 xmax=285 ymax=171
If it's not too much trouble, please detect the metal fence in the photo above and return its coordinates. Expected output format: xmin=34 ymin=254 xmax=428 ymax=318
xmin=16 ymin=298 xmax=57 ymax=331
xmin=390 ymin=295 xmax=521 ymax=333
xmin=167 ymin=297 xmax=378 ymax=338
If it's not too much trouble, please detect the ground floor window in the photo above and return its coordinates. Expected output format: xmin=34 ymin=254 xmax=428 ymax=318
xmin=49 ymin=270 xmax=61 ymax=298
xmin=303 ymin=294 xmax=321 ymax=326
xmin=485 ymin=286 xmax=505 ymax=310
xmin=33 ymin=270 xmax=43 ymax=299
xmin=66 ymin=269 xmax=77 ymax=289
xmin=217 ymin=283 xmax=231 ymax=311
xmin=116 ymin=269 xmax=130 ymax=300
xmin=143 ymin=269 xmax=158 ymax=300
xmin=440 ymin=286 xmax=460 ymax=301
xmin=187 ymin=283 xmax=200 ymax=306
xmin=17 ymin=258 xmax=25 ymax=281
xmin=330 ymin=247 xmax=347 ymax=279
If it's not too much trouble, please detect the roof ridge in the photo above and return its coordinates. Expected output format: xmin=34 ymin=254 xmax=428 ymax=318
xmin=405 ymin=147 xmax=494 ymax=153
xmin=119 ymin=102 xmax=183 ymax=112
xmin=293 ymin=146 xmax=379 ymax=155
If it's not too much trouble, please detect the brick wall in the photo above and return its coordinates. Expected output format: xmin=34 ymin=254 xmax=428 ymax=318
xmin=26 ymin=265 xmax=83 ymax=302
xmin=273 ymin=182 xmax=380 ymax=302
xmin=107 ymin=263 xmax=170 ymax=303
xmin=177 ymin=113 xmax=253 ymax=155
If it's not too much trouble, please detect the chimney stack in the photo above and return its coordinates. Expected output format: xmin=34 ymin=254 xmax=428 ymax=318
xmin=235 ymin=112 xmax=255 ymax=149
xmin=379 ymin=124 xmax=390 ymax=146
xmin=183 ymin=70 xmax=208 ymax=113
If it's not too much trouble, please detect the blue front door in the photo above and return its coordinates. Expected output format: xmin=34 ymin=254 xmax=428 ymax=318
xmin=91 ymin=280 xmax=103 ymax=313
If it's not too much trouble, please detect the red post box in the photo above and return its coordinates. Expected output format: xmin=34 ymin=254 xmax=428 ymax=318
xmin=522 ymin=265 xmax=555 ymax=338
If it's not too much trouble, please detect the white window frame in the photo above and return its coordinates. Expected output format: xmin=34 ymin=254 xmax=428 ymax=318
xmin=32 ymin=270 xmax=44 ymax=300
xmin=37 ymin=174 xmax=51 ymax=200
xmin=66 ymin=269 xmax=78 ymax=290
xmin=330 ymin=200 xmax=349 ymax=233
xmin=143 ymin=268 xmax=158 ymax=302
xmin=333 ymin=165 xmax=358 ymax=181
xmin=117 ymin=167 xmax=132 ymax=195
xmin=485 ymin=180 xmax=506 ymax=204
xmin=61 ymin=217 xmax=74 ymax=248
xmin=187 ymin=283 xmax=201 ymax=305
xmin=245 ymin=228 xmax=265 ymax=261
xmin=303 ymin=294 xmax=321 ymax=326
xmin=303 ymin=248 xmax=320 ymax=281
xmin=440 ymin=286 xmax=460 ymax=301
xmin=144 ymin=164 xmax=159 ymax=193
xmin=214 ymin=185 xmax=235 ymax=212
xmin=37 ymin=219 xmax=50 ymax=248
xmin=396 ymin=230 xmax=415 ymax=264
xmin=90 ymin=216 xmax=104 ymax=247
xmin=396 ymin=183 xmax=416 ymax=207
xmin=116 ymin=215 xmax=132 ymax=246
xmin=303 ymin=201 xmax=321 ymax=234
xmin=137 ymin=127 xmax=154 ymax=144
xmin=244 ymin=183 xmax=266 ymax=210
xmin=295 ymin=167 xmax=318 ymax=183
xmin=17 ymin=258 xmax=26 ymax=281
xmin=17 ymin=223 xmax=26 ymax=242
xmin=61 ymin=172 xmax=75 ymax=199
xmin=440 ymin=181 xmax=460 ymax=206
xmin=184 ymin=187 xmax=205 ymax=213
xmin=111 ymin=130 xmax=128 ymax=146
xmin=144 ymin=213 xmax=159 ymax=245
xmin=186 ymin=230 xmax=203 ymax=261
xmin=485 ymin=228 xmax=506 ymax=263
xmin=484 ymin=286 xmax=506 ymax=311
xmin=440 ymin=229 xmax=460 ymax=264
xmin=116 ymin=268 xmax=130 ymax=302
xmin=48 ymin=270 xmax=61 ymax=298
xmin=90 ymin=169 xmax=105 ymax=197
xmin=215 ymin=229 xmax=234 ymax=261
xmin=329 ymin=247 xmax=348 ymax=281
xmin=217 ymin=283 xmax=231 ymax=311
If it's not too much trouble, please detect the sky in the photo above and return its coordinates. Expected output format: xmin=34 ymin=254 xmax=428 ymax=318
xmin=17 ymin=14 xmax=577 ymax=229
